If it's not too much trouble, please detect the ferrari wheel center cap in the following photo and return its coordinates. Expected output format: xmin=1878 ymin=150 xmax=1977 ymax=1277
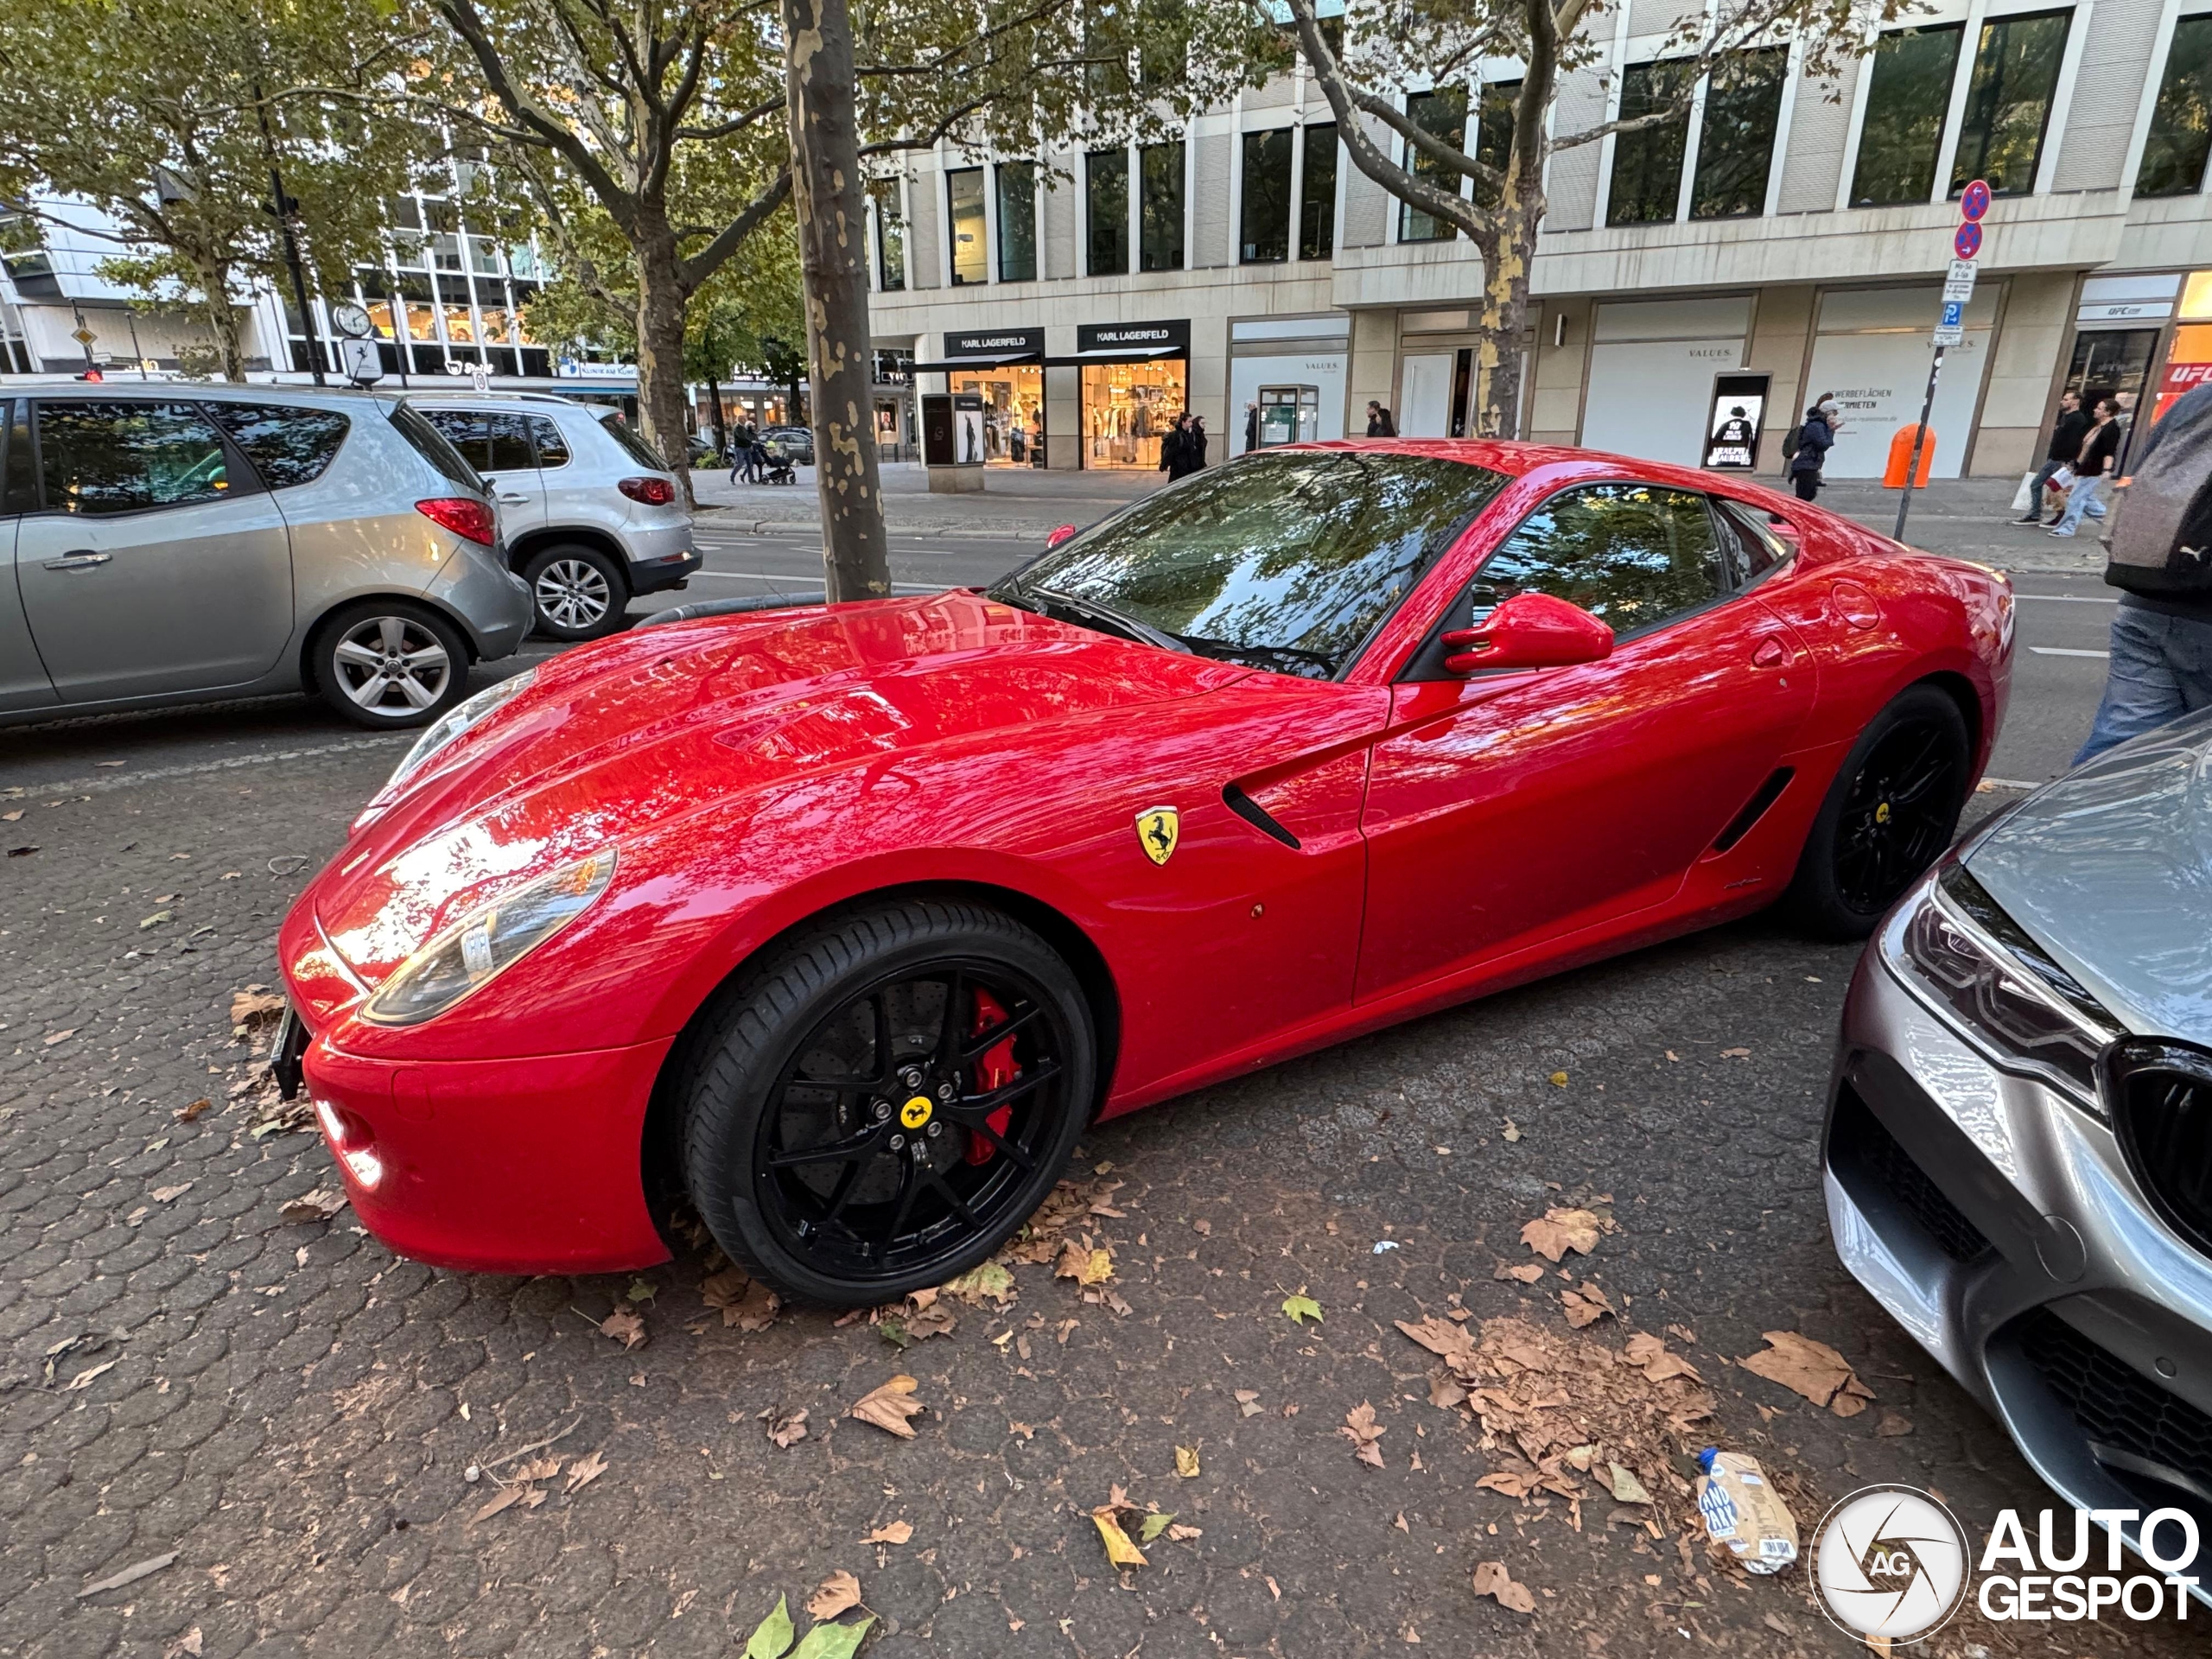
xmin=899 ymin=1095 xmax=934 ymax=1130
xmin=1874 ymin=801 xmax=1892 ymax=824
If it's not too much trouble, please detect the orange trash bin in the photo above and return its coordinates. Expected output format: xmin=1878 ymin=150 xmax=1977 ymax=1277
xmin=1884 ymin=424 xmax=1936 ymax=488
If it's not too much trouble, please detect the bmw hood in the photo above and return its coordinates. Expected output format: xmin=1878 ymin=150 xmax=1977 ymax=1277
xmin=1964 ymin=708 xmax=2212 ymax=1042
xmin=308 ymin=591 xmax=1248 ymax=982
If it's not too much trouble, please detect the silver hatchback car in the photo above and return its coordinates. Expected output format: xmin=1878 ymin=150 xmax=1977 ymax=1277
xmin=0 ymin=382 xmax=532 ymax=730
xmin=1827 ymin=709 xmax=2212 ymax=1593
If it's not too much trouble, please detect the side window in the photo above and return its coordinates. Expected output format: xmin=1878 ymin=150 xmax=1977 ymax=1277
xmin=423 ymin=409 xmax=535 ymax=474
xmin=1471 ymin=483 xmax=1727 ymax=634
xmin=528 ymin=415 xmax=570 ymax=467
xmin=207 ymin=404 xmax=349 ymax=488
xmin=36 ymin=401 xmax=231 ymax=517
xmin=1712 ymin=498 xmax=1789 ymax=586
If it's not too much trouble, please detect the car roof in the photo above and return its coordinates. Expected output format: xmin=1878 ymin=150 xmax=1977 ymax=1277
xmin=403 ymin=391 xmax=598 ymax=411
xmin=5 ymin=378 xmax=406 ymax=410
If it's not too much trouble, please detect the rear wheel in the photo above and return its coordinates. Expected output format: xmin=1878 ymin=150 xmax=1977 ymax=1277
xmin=524 ymin=543 xmax=627 ymax=640
xmin=1786 ymin=684 xmax=1972 ymax=938
xmin=313 ymin=601 xmax=469 ymax=730
xmin=680 ymin=899 xmax=1095 ymax=1304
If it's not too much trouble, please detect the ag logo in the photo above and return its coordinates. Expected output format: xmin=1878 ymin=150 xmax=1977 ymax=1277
xmin=1813 ymin=1484 xmax=1971 ymax=1643
xmin=1135 ymin=805 xmax=1179 ymax=866
xmin=899 ymin=1095 xmax=933 ymax=1129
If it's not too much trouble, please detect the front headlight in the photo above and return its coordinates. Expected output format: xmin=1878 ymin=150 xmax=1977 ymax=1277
xmin=352 ymin=670 xmax=538 ymax=834
xmin=359 ymin=850 xmax=617 ymax=1027
xmin=1888 ymin=861 xmax=2121 ymax=1109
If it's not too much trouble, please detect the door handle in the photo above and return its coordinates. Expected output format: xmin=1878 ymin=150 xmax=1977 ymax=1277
xmin=1752 ymin=638 xmax=1786 ymax=668
xmin=42 ymin=550 xmax=111 ymax=571
xmin=497 ymin=493 xmax=529 ymax=504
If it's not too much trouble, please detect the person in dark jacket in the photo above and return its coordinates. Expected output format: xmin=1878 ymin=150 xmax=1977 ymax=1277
xmin=2018 ymin=390 xmax=2088 ymax=524
xmin=1186 ymin=415 xmax=1209 ymax=475
xmin=2050 ymin=395 xmax=2121 ymax=537
xmin=728 ymin=418 xmax=759 ymax=484
xmin=2074 ymin=383 xmax=2212 ymax=761
xmin=1157 ymin=414 xmax=1187 ymax=479
xmin=1788 ymin=401 xmax=1836 ymax=500
xmin=1243 ymin=401 xmax=1260 ymax=454
xmin=1365 ymin=401 xmax=1396 ymax=437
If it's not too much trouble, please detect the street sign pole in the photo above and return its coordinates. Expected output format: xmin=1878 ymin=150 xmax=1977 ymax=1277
xmin=1897 ymin=182 xmax=1989 ymax=543
xmin=1893 ymin=346 xmax=1945 ymax=541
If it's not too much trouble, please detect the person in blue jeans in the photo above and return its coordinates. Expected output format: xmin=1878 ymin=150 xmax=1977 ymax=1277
xmin=2074 ymin=383 xmax=2212 ymax=763
xmin=2049 ymin=396 xmax=2120 ymax=537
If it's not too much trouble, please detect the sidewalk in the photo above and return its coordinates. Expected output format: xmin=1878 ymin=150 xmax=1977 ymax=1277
xmin=695 ymin=459 xmax=2106 ymax=575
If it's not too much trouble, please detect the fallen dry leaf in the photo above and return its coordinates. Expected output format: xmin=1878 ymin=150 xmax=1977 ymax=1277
xmin=43 ymin=1029 xmax=75 ymax=1046
xmin=163 ymin=1628 xmax=203 ymax=1659
xmin=940 ymin=1261 xmax=1015 ymax=1306
xmin=472 ymin=1485 xmax=530 ymax=1523
xmin=806 ymin=1570 xmax=862 ymax=1620
xmin=1621 ymin=1332 xmax=1701 ymax=1383
xmin=63 ymin=1358 xmax=118 ymax=1392
xmin=1495 ymin=1261 xmax=1547 ymax=1284
xmin=1339 ymin=1401 xmax=1387 ymax=1468
xmin=1471 ymin=1560 xmax=1536 ymax=1614
xmin=702 ymin=1267 xmax=780 ymax=1332
xmin=1719 ymin=1046 xmax=1751 ymax=1058
xmin=599 ymin=1307 xmax=647 ymax=1351
xmin=1560 ymin=1282 xmax=1615 ymax=1328
xmin=279 ymin=1188 xmax=346 ymax=1224
xmin=511 ymin=1456 xmax=563 ymax=1483
xmin=1055 ymin=1240 xmax=1114 ymax=1285
xmin=150 ymin=1183 xmax=192 ymax=1204
xmin=1875 ymin=1412 xmax=1914 ymax=1438
xmin=564 ymin=1449 xmax=608 ymax=1493
xmin=1607 ymin=1462 xmax=1652 ymax=1504
xmin=1166 ymin=1522 xmax=1202 ymax=1541
xmin=174 ymin=1098 xmax=213 ymax=1123
xmin=1738 ymin=1330 xmax=1875 ymax=1417
xmin=762 ymin=1405 xmax=809 ymax=1447
xmin=862 ymin=1521 xmax=912 ymax=1545
xmin=1174 ymin=1445 xmax=1199 ymax=1478
xmin=849 ymin=1374 xmax=925 ymax=1438
xmin=77 ymin=1551 xmax=179 ymax=1598
xmin=1090 ymin=1487 xmax=1150 ymax=1567
xmin=230 ymin=988 xmax=286 ymax=1026
xmin=1520 ymin=1207 xmax=1605 ymax=1262
xmin=1548 ymin=1071 xmax=1568 ymax=1087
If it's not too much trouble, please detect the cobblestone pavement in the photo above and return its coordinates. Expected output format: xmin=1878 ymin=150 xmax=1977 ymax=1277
xmin=0 ymin=702 xmax=2194 ymax=1658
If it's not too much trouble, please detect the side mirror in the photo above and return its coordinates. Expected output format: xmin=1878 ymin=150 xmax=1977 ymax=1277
xmin=1045 ymin=523 xmax=1077 ymax=550
xmin=1441 ymin=591 xmax=1613 ymax=674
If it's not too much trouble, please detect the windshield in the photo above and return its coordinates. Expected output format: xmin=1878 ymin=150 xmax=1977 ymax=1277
xmin=991 ymin=450 xmax=1507 ymax=679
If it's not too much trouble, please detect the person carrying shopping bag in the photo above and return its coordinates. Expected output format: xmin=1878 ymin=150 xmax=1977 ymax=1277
xmin=2049 ymin=397 xmax=2121 ymax=537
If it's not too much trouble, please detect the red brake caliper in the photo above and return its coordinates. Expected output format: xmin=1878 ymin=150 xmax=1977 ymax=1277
xmin=963 ymin=987 xmax=1017 ymax=1165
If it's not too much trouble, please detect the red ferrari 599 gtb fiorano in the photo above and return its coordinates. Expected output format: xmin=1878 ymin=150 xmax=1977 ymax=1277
xmin=274 ymin=442 xmax=2012 ymax=1303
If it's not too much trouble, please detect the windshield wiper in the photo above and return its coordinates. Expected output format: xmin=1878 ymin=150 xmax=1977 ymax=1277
xmin=1175 ymin=635 xmax=1337 ymax=673
xmin=1021 ymin=587 xmax=1191 ymax=655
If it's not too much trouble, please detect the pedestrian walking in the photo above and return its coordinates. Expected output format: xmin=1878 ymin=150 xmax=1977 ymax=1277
xmin=1787 ymin=400 xmax=1836 ymax=501
xmin=2049 ymin=395 xmax=2120 ymax=537
xmin=1243 ymin=400 xmax=1259 ymax=454
xmin=2017 ymin=390 xmax=2088 ymax=524
xmin=728 ymin=418 xmax=758 ymax=484
xmin=1188 ymin=415 xmax=1209 ymax=474
xmin=2074 ymin=382 xmax=2212 ymax=762
xmin=1365 ymin=401 xmax=1396 ymax=437
xmin=1158 ymin=413 xmax=1187 ymax=479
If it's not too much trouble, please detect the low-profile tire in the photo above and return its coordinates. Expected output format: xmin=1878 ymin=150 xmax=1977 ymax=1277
xmin=312 ymin=600 xmax=471 ymax=730
xmin=1785 ymin=683 xmax=1973 ymax=939
xmin=680 ymin=899 xmax=1096 ymax=1305
xmin=524 ymin=543 xmax=628 ymax=640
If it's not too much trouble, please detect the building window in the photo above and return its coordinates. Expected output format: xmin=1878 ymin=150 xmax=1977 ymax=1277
xmin=1399 ymin=88 xmax=1467 ymax=241
xmin=2139 ymin=15 xmax=2212 ymax=197
xmin=1606 ymin=61 xmax=1692 ymax=226
xmin=1949 ymin=10 xmax=2069 ymax=196
xmin=997 ymin=162 xmax=1037 ymax=282
xmin=1140 ymin=141 xmax=1185 ymax=271
xmin=1691 ymin=48 xmax=1789 ymax=219
xmin=1471 ymin=82 xmax=1520 ymax=210
xmin=1851 ymin=24 xmax=1965 ymax=207
xmin=1086 ymin=149 xmax=1129 ymax=276
xmin=1300 ymin=123 xmax=1337 ymax=258
xmin=947 ymin=167 xmax=987 ymax=285
xmin=871 ymin=181 xmax=905 ymax=291
xmin=1242 ymin=129 xmax=1294 ymax=263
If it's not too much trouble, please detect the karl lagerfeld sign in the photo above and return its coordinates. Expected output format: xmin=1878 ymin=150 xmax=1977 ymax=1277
xmin=945 ymin=327 xmax=1044 ymax=357
xmin=1077 ymin=320 xmax=1191 ymax=354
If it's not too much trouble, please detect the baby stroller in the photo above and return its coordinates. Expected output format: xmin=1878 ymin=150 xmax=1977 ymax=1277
xmin=758 ymin=437 xmax=798 ymax=485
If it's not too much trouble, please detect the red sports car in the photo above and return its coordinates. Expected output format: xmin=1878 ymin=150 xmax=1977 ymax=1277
xmin=275 ymin=442 xmax=2012 ymax=1302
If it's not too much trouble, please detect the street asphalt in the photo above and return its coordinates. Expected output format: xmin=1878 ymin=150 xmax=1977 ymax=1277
xmin=0 ymin=491 xmax=2188 ymax=1658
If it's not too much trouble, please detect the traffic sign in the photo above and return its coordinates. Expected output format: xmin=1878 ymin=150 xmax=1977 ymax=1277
xmin=70 ymin=327 xmax=96 ymax=346
xmin=1933 ymin=323 xmax=1965 ymax=347
xmin=1954 ymin=220 xmax=1982 ymax=260
xmin=1960 ymin=179 xmax=1992 ymax=221
xmin=1939 ymin=300 xmax=1965 ymax=330
xmin=1942 ymin=258 xmax=1979 ymax=302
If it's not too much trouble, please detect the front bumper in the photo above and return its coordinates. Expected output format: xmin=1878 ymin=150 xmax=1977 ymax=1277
xmin=1827 ymin=926 xmax=2212 ymax=1589
xmin=628 ymin=547 xmax=702 ymax=596
xmin=298 ymin=1021 xmax=674 ymax=1275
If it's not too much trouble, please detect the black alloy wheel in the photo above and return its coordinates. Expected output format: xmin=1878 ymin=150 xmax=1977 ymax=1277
xmin=1786 ymin=683 xmax=1971 ymax=938
xmin=681 ymin=900 xmax=1094 ymax=1303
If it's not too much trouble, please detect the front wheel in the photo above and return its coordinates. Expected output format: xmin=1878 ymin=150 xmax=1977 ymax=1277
xmin=680 ymin=899 xmax=1096 ymax=1305
xmin=1785 ymin=684 xmax=1972 ymax=938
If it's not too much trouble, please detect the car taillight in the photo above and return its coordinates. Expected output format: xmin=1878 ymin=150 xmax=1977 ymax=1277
xmin=416 ymin=497 xmax=497 ymax=545
xmin=619 ymin=476 xmax=677 ymax=505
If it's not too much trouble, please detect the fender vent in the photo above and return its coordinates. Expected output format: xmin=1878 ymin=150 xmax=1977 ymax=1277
xmin=1223 ymin=785 xmax=1300 ymax=849
xmin=1712 ymin=767 xmax=1795 ymax=854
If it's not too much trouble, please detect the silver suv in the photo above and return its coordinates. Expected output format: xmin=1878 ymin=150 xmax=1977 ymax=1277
xmin=0 ymin=383 xmax=533 ymax=730
xmin=411 ymin=392 xmax=701 ymax=640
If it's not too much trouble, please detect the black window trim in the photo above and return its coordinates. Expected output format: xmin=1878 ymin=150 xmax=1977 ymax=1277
xmin=23 ymin=396 xmax=267 ymax=520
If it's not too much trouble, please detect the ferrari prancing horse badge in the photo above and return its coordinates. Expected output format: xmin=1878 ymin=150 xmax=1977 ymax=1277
xmin=1135 ymin=805 xmax=1179 ymax=866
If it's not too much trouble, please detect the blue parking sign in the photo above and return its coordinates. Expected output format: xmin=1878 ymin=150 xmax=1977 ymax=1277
xmin=1940 ymin=300 xmax=1964 ymax=328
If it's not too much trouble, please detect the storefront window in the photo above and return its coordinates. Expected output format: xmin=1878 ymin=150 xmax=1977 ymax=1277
xmin=442 ymin=304 xmax=477 ymax=346
xmin=1299 ymin=124 xmax=1338 ymax=259
xmin=1399 ymin=89 xmax=1466 ymax=242
xmin=947 ymin=167 xmax=987 ymax=285
xmin=1082 ymin=359 xmax=1185 ymax=470
xmin=366 ymin=300 xmax=400 ymax=340
xmin=1607 ymin=60 xmax=1692 ymax=226
xmin=1949 ymin=10 xmax=2069 ymax=197
xmin=1141 ymin=142 xmax=1184 ymax=271
xmin=1852 ymin=25 xmax=1964 ymax=207
xmin=951 ymin=368 xmax=1045 ymax=465
xmin=1087 ymin=149 xmax=1129 ymax=276
xmin=1242 ymin=129 xmax=1294 ymax=264
xmin=404 ymin=302 xmax=437 ymax=343
xmin=1691 ymin=49 xmax=1788 ymax=219
xmin=997 ymin=162 xmax=1037 ymax=282
xmin=2138 ymin=16 xmax=2212 ymax=198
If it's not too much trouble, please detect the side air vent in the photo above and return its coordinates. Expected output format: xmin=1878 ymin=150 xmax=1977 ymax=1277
xmin=1712 ymin=767 xmax=1795 ymax=854
xmin=1223 ymin=785 xmax=1300 ymax=849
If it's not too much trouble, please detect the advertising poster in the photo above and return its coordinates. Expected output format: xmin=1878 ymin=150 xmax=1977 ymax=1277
xmin=1701 ymin=372 xmax=1770 ymax=470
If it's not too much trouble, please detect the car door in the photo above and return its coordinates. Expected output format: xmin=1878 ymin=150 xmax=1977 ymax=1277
xmin=0 ymin=400 xmax=60 ymax=712
xmin=526 ymin=412 xmax=594 ymax=530
xmin=424 ymin=409 xmax=543 ymax=538
xmin=15 ymin=398 xmax=294 ymax=702
xmin=1356 ymin=480 xmax=1815 ymax=1002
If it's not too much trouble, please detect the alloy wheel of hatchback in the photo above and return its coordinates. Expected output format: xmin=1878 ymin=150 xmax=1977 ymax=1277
xmin=681 ymin=900 xmax=1094 ymax=1303
xmin=536 ymin=557 xmax=612 ymax=631
xmin=327 ymin=613 xmax=455 ymax=721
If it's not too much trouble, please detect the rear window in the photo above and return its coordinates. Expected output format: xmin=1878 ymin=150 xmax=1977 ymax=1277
xmin=597 ymin=413 xmax=670 ymax=472
xmin=389 ymin=402 xmax=485 ymax=492
xmin=208 ymin=403 xmax=350 ymax=488
xmin=422 ymin=408 xmax=536 ymax=474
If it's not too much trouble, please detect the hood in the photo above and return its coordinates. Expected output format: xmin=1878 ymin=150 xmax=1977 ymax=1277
xmin=1965 ymin=708 xmax=2212 ymax=1042
xmin=311 ymin=591 xmax=1248 ymax=982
